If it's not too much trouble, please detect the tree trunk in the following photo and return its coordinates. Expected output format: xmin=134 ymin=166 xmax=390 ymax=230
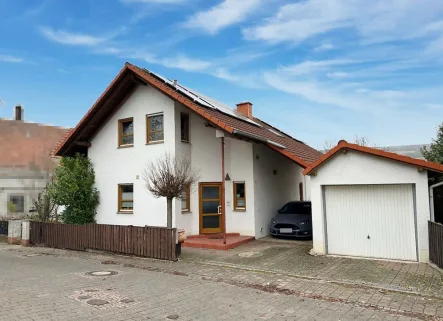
xmin=166 ymin=197 xmax=173 ymax=228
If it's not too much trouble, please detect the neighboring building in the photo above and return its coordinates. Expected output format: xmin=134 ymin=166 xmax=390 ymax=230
xmin=0 ymin=106 xmax=70 ymax=218
xmin=303 ymin=140 xmax=443 ymax=263
xmin=54 ymin=62 xmax=322 ymax=238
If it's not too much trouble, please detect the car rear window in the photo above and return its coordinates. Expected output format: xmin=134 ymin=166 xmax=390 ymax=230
xmin=280 ymin=202 xmax=311 ymax=215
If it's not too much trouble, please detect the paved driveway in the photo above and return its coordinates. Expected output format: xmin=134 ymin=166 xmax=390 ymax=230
xmin=181 ymin=237 xmax=443 ymax=297
xmin=0 ymin=245 xmax=427 ymax=321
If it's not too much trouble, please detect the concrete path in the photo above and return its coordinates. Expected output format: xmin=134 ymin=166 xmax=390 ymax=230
xmin=181 ymin=238 xmax=443 ymax=298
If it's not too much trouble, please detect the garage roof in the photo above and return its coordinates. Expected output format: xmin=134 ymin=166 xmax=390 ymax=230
xmin=303 ymin=140 xmax=443 ymax=175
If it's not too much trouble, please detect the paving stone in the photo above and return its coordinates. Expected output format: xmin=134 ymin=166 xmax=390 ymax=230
xmin=0 ymin=243 xmax=438 ymax=321
xmin=86 ymin=299 xmax=110 ymax=306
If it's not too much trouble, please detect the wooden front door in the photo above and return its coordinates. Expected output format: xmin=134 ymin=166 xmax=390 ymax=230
xmin=199 ymin=183 xmax=223 ymax=234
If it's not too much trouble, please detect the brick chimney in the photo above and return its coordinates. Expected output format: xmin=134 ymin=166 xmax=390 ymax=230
xmin=236 ymin=102 xmax=253 ymax=118
xmin=14 ymin=105 xmax=23 ymax=121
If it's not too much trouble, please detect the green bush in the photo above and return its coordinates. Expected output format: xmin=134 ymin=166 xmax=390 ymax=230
xmin=422 ymin=123 xmax=443 ymax=164
xmin=50 ymin=154 xmax=99 ymax=224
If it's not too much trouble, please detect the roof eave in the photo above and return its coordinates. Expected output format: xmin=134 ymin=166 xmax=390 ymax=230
xmin=54 ymin=65 xmax=132 ymax=157
xmin=303 ymin=141 xmax=443 ymax=175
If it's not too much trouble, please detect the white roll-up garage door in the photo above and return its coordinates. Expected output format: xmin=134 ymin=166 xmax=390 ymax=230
xmin=324 ymin=184 xmax=417 ymax=261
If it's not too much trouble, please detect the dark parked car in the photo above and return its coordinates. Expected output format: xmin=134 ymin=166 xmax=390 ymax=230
xmin=270 ymin=201 xmax=312 ymax=238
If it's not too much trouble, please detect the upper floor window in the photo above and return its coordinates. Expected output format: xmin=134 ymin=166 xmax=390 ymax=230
xmin=181 ymin=113 xmax=190 ymax=143
xmin=233 ymin=182 xmax=246 ymax=211
xmin=146 ymin=113 xmax=164 ymax=143
xmin=118 ymin=118 xmax=134 ymax=147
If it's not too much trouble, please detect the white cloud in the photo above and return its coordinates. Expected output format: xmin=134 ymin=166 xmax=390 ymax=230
xmin=40 ymin=27 xmax=109 ymax=46
xmin=243 ymin=0 xmax=443 ymax=44
xmin=427 ymin=37 xmax=443 ymax=55
xmin=262 ymin=70 xmax=420 ymax=116
xmin=314 ymin=42 xmax=335 ymax=52
xmin=0 ymin=55 xmax=24 ymax=63
xmin=185 ymin=0 xmax=263 ymax=34
xmin=279 ymin=59 xmax=356 ymax=75
xmin=128 ymin=51 xmax=212 ymax=72
xmin=327 ymin=71 xmax=348 ymax=79
xmin=258 ymin=53 xmax=443 ymax=120
xmin=122 ymin=0 xmax=185 ymax=3
xmin=157 ymin=55 xmax=212 ymax=72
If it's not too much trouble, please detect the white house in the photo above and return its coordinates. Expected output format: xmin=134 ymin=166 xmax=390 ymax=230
xmin=303 ymin=140 xmax=443 ymax=263
xmin=54 ymin=62 xmax=322 ymax=239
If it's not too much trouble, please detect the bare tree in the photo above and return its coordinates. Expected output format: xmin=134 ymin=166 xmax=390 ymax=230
xmin=354 ymin=135 xmax=369 ymax=146
xmin=323 ymin=140 xmax=334 ymax=153
xmin=143 ymin=153 xmax=199 ymax=228
xmin=34 ymin=184 xmax=58 ymax=222
xmin=323 ymin=136 xmax=391 ymax=152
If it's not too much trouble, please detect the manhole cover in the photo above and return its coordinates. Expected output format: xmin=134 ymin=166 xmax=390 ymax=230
xmin=86 ymin=299 xmax=109 ymax=306
xmin=238 ymin=252 xmax=263 ymax=258
xmin=85 ymin=271 xmax=118 ymax=277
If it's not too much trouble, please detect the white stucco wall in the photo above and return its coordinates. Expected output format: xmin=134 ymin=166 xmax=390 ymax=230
xmin=89 ymin=84 xmax=176 ymax=227
xmin=0 ymin=168 xmax=49 ymax=218
xmin=253 ymin=143 xmax=305 ymax=238
xmin=88 ymin=86 xmax=305 ymax=238
xmin=173 ymin=102 xmax=256 ymax=236
xmin=309 ymin=150 xmax=430 ymax=262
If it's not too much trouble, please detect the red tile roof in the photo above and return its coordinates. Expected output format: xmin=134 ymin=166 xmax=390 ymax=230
xmin=55 ymin=62 xmax=322 ymax=167
xmin=0 ymin=119 xmax=70 ymax=171
xmin=303 ymin=140 xmax=443 ymax=175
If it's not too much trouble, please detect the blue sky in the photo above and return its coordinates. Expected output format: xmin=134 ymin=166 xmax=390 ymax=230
xmin=1 ymin=0 xmax=443 ymax=149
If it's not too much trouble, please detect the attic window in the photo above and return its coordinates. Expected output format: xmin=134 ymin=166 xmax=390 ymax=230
xmin=118 ymin=118 xmax=134 ymax=147
xmin=267 ymin=128 xmax=284 ymax=137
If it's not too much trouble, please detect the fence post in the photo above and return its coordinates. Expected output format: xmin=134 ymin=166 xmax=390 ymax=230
xmin=21 ymin=220 xmax=31 ymax=246
xmin=7 ymin=220 xmax=22 ymax=245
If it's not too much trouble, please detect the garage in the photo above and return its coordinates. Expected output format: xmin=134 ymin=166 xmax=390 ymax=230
xmin=324 ymin=184 xmax=417 ymax=261
xmin=303 ymin=140 xmax=443 ymax=262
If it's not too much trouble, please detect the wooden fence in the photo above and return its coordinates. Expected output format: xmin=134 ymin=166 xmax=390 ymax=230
xmin=29 ymin=222 xmax=178 ymax=261
xmin=429 ymin=221 xmax=443 ymax=268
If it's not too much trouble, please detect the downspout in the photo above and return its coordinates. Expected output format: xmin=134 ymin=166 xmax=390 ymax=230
xmin=221 ymin=137 xmax=227 ymax=244
xmin=430 ymin=180 xmax=443 ymax=222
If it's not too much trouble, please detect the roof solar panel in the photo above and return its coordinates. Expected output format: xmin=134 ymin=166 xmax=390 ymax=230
xmin=148 ymin=70 xmax=261 ymax=127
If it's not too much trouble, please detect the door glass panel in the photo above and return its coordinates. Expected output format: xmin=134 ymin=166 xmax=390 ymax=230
xmin=202 ymin=201 xmax=219 ymax=214
xmin=203 ymin=215 xmax=220 ymax=228
xmin=202 ymin=186 xmax=219 ymax=199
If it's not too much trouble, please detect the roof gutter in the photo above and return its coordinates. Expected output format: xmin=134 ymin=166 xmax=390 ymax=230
xmin=232 ymin=129 xmax=287 ymax=149
xmin=430 ymin=180 xmax=443 ymax=222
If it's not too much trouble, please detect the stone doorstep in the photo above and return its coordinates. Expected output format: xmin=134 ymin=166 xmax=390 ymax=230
xmin=182 ymin=236 xmax=255 ymax=250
